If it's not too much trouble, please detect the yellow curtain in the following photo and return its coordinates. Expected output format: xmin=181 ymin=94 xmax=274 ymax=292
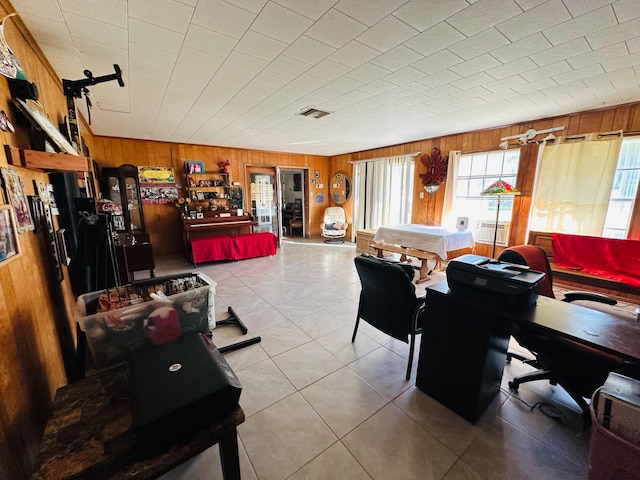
xmin=442 ymin=150 xmax=461 ymax=227
xmin=530 ymin=131 xmax=622 ymax=235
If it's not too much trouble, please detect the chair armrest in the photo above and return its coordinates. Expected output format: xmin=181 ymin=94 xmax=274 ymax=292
xmin=320 ymin=223 xmax=326 ymax=229
xmin=562 ymin=291 xmax=617 ymax=306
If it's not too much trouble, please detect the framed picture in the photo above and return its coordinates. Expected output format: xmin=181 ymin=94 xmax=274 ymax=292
xmin=28 ymin=195 xmax=44 ymax=233
xmin=196 ymin=191 xmax=205 ymax=200
xmin=0 ymin=204 xmax=20 ymax=263
xmin=185 ymin=161 xmax=204 ymax=174
xmin=1 ymin=167 xmax=34 ymax=233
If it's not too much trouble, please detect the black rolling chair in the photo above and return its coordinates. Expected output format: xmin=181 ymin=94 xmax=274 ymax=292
xmin=498 ymin=245 xmax=640 ymax=426
xmin=353 ymin=254 xmax=425 ymax=380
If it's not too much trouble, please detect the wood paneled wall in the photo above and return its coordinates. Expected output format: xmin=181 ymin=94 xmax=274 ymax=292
xmin=2 ymin=1 xmax=640 ymax=477
xmin=331 ymin=103 xmax=640 ymax=257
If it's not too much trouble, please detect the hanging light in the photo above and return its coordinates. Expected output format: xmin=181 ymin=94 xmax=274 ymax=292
xmin=424 ymin=184 xmax=440 ymax=194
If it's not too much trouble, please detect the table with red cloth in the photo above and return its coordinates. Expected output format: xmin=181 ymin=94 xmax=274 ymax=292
xmin=190 ymin=232 xmax=277 ymax=265
xmin=551 ymin=233 xmax=640 ymax=288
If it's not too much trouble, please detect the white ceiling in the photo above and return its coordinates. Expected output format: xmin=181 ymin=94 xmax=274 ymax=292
xmin=10 ymin=0 xmax=640 ymax=156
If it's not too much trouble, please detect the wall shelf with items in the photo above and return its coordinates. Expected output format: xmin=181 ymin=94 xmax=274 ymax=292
xmin=185 ymin=172 xmax=244 ymax=214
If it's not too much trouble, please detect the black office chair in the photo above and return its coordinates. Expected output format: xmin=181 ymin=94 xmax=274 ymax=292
xmin=498 ymin=245 xmax=640 ymax=425
xmin=353 ymin=254 xmax=425 ymax=380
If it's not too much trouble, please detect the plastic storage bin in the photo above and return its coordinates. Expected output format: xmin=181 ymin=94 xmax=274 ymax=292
xmin=76 ymin=272 xmax=216 ymax=367
xmin=588 ymin=388 xmax=640 ymax=480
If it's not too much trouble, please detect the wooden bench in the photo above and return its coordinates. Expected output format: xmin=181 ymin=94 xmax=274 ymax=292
xmin=528 ymin=231 xmax=640 ymax=303
xmin=372 ymin=242 xmax=441 ymax=284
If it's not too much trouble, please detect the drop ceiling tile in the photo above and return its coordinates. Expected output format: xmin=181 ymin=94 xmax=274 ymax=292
xmin=425 ymin=94 xmax=459 ymax=107
xmin=586 ymin=17 xmax=640 ymax=50
xmin=324 ymin=76 xmax=364 ymax=93
xmin=614 ymin=0 xmax=640 ymax=22
xmin=486 ymin=57 xmax=537 ymax=79
xmin=329 ymin=41 xmax=380 ymax=68
xmin=449 ymin=54 xmax=501 ymax=77
xmin=356 ymin=15 xmax=418 ymax=53
xmin=543 ymin=6 xmax=617 ymax=46
xmin=423 ymin=83 xmax=462 ymax=99
xmin=225 ymin=51 xmax=270 ymax=75
xmin=371 ymin=45 xmax=423 ymax=72
xmin=448 ymin=28 xmax=510 ymax=60
xmin=628 ymin=37 xmax=640 ymax=54
xmin=129 ymin=0 xmax=194 ymax=33
xmin=451 ymin=72 xmax=495 ymax=89
xmin=482 ymin=74 xmax=528 ymax=92
xmin=496 ymin=0 xmax=570 ymax=42
xmin=18 ymin=14 xmax=74 ymax=54
xmin=520 ymin=60 xmax=572 ymax=82
xmin=251 ymin=2 xmax=313 ymax=43
xmin=447 ymin=0 xmax=522 ymax=36
xmin=129 ymin=18 xmax=184 ymax=54
xmin=63 ymin=12 xmax=127 ymax=50
xmin=417 ymin=69 xmax=462 ymax=88
xmin=562 ymin=0 xmax=615 ymax=17
xmin=129 ymin=42 xmax=178 ymax=68
xmin=540 ymin=79 xmax=586 ymax=96
xmin=252 ymin=70 xmax=293 ymax=88
xmin=11 ymin=0 xmax=63 ymax=21
xmin=451 ymin=97 xmax=486 ymax=109
xmin=59 ymin=0 xmax=127 ymax=26
xmin=284 ymin=35 xmax=336 ymax=64
xmin=383 ymin=66 xmax=425 ymax=86
xmin=192 ymin=0 xmax=255 ymax=39
xmin=74 ymin=38 xmax=128 ymax=67
xmin=582 ymin=67 xmax=635 ymax=87
xmin=184 ymin=24 xmax=238 ymax=57
xmin=177 ymin=47 xmax=224 ymax=72
xmin=529 ymin=38 xmax=591 ymax=67
xmin=412 ymin=50 xmax=463 ymax=75
xmin=490 ymin=32 xmax=552 ymax=63
xmin=601 ymin=52 xmax=640 ymax=72
xmin=481 ymin=88 xmax=519 ymax=102
xmin=346 ymin=63 xmax=391 ymax=83
xmin=273 ymin=0 xmax=337 ymax=20
xmin=404 ymin=23 xmax=465 ymax=57
xmin=236 ymin=31 xmax=288 ymax=61
xmin=225 ymin=0 xmax=268 ymax=14
xmin=306 ymin=9 xmax=367 ymax=49
xmin=358 ymin=79 xmax=396 ymax=95
xmin=392 ymin=0 xmax=467 ymax=32
xmin=267 ymin=55 xmax=312 ymax=77
xmin=334 ymin=0 xmax=408 ymax=27
xmin=306 ymin=59 xmax=351 ymax=80
xmin=289 ymin=73 xmax=330 ymax=90
xmin=568 ymin=43 xmax=629 ymax=70
xmin=390 ymin=82 xmax=428 ymax=97
xmin=514 ymin=77 xmax=558 ymax=94
xmin=553 ymin=63 xmax=606 ymax=84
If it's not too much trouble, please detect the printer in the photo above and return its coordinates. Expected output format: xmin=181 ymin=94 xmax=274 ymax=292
xmin=446 ymin=254 xmax=546 ymax=311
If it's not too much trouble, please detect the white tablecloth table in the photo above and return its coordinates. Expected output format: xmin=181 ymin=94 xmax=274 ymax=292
xmin=373 ymin=224 xmax=475 ymax=260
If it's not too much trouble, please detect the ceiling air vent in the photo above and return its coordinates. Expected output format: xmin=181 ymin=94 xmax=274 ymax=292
xmin=298 ymin=107 xmax=330 ymax=119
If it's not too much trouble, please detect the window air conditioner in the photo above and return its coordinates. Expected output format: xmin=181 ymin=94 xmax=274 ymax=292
xmin=474 ymin=221 xmax=511 ymax=246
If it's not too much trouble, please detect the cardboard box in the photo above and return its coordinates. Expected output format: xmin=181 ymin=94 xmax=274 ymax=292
xmin=597 ymin=372 xmax=640 ymax=446
xmin=76 ymin=273 xmax=216 ymax=367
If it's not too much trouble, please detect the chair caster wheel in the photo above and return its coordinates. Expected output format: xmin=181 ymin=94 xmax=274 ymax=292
xmin=508 ymin=381 xmax=519 ymax=392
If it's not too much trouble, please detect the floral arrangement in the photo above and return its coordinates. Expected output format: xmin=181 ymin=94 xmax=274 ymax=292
xmin=174 ymin=197 xmax=192 ymax=216
xmin=418 ymin=147 xmax=448 ymax=189
xmin=219 ymin=160 xmax=230 ymax=173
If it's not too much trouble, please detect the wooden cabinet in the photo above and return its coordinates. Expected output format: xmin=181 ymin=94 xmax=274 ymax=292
xmin=102 ymin=164 xmax=145 ymax=235
xmin=356 ymin=229 xmax=378 ymax=254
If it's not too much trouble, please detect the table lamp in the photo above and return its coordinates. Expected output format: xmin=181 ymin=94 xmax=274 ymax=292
xmin=480 ymin=179 xmax=521 ymax=258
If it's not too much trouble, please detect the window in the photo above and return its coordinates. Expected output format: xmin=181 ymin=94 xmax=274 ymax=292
xmin=603 ymin=137 xmax=640 ymax=238
xmin=450 ymin=149 xmax=520 ymax=245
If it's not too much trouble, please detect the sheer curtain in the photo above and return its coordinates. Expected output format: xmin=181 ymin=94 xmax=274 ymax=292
xmin=530 ymin=131 xmax=622 ymax=235
xmin=351 ymin=154 xmax=415 ymax=240
xmin=442 ymin=150 xmax=461 ymax=228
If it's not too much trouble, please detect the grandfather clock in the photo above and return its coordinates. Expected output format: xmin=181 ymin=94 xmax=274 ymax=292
xmin=101 ymin=164 xmax=154 ymax=283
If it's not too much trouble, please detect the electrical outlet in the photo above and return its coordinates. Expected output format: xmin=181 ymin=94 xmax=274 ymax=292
xmin=419 ymin=191 xmax=424 ymax=199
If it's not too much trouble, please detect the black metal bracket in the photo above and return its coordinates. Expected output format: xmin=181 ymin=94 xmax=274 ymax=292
xmin=215 ymin=306 xmax=262 ymax=354
xmin=62 ymin=64 xmax=124 ymax=99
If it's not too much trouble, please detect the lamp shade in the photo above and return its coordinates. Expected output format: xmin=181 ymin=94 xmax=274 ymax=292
xmin=481 ymin=179 xmax=521 ymax=196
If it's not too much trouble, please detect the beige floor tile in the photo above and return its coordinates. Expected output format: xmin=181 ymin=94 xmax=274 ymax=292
xmin=235 ymin=359 xmax=296 ymax=417
xmin=343 ymin=403 xmax=458 ymax=480
xmin=301 ymin=367 xmax=389 ymax=438
xmin=231 ymin=306 xmax=290 ymax=334
xmin=258 ymin=322 xmax=314 ymax=356
xmin=461 ymin=415 xmax=588 ymax=480
xmin=442 ymin=459 xmax=486 ymax=480
xmin=239 ymin=393 xmax=337 ymax=480
xmin=273 ymin=341 xmax=343 ymax=389
xmin=316 ymin=326 xmax=381 ymax=364
xmin=290 ymin=309 xmax=351 ymax=339
xmin=221 ymin=341 xmax=269 ymax=372
xmin=287 ymin=442 xmax=372 ymax=480
xmin=347 ymin=346 xmax=415 ymax=399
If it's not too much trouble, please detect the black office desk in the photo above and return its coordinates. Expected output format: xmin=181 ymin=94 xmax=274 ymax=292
xmin=416 ymin=281 xmax=640 ymax=423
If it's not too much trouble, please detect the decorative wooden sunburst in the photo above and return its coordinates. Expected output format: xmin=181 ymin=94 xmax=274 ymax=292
xmin=418 ymin=147 xmax=448 ymax=187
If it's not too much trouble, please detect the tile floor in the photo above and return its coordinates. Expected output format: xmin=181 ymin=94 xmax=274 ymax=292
xmin=153 ymin=239 xmax=604 ymax=480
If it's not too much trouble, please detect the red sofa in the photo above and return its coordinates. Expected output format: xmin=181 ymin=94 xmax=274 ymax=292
xmin=190 ymin=232 xmax=277 ymax=265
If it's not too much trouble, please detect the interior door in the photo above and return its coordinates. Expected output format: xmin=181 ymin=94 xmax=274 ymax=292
xmin=276 ymin=166 xmax=283 ymax=247
xmin=246 ymin=166 xmax=279 ymax=238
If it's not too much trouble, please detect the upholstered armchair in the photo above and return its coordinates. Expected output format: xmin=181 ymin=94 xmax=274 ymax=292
xmin=321 ymin=207 xmax=348 ymax=243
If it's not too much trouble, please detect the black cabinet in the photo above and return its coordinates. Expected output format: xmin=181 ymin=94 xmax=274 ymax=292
xmin=102 ymin=164 xmax=145 ymax=235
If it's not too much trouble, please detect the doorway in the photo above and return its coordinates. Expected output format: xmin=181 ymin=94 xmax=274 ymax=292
xmin=279 ymin=169 xmax=306 ymax=239
xmin=247 ymin=166 xmax=278 ymax=235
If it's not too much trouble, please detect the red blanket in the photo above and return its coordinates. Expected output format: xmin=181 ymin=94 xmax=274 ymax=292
xmin=191 ymin=232 xmax=277 ymax=264
xmin=551 ymin=233 xmax=640 ymax=288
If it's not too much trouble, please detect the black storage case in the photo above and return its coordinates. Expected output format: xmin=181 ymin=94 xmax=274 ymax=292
xmin=446 ymin=254 xmax=546 ymax=311
xmin=128 ymin=333 xmax=242 ymax=457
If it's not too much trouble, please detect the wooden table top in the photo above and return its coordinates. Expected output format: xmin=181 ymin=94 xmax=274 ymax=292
xmin=31 ymin=364 xmax=244 ymax=480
